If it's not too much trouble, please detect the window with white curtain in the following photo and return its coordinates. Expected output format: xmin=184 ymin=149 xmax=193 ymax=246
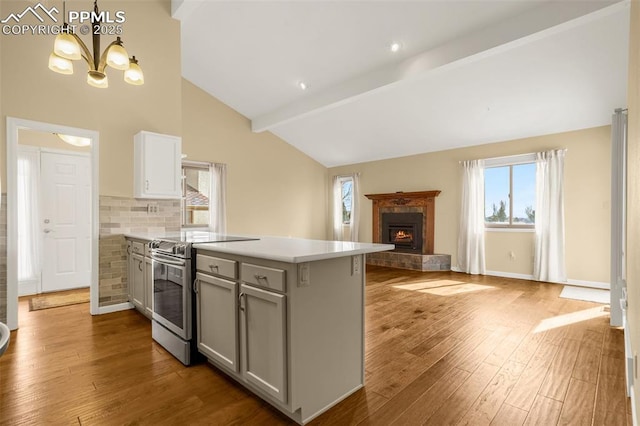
xmin=339 ymin=176 xmax=353 ymax=224
xmin=17 ymin=148 xmax=41 ymax=282
xmin=332 ymin=173 xmax=360 ymax=242
xmin=181 ymin=161 xmax=227 ymax=233
xmin=181 ymin=162 xmax=211 ymax=227
xmin=483 ymin=153 xmax=537 ymax=229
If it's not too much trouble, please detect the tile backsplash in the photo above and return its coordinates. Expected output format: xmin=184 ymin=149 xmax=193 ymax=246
xmin=98 ymin=196 xmax=180 ymax=307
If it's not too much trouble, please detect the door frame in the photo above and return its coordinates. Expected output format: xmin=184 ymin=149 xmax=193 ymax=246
xmin=6 ymin=117 xmax=100 ymax=329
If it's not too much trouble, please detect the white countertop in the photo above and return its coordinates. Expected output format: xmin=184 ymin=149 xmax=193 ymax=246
xmin=193 ymin=236 xmax=394 ymax=263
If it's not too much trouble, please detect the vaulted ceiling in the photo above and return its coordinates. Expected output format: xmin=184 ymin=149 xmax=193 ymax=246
xmin=173 ymin=0 xmax=629 ymax=167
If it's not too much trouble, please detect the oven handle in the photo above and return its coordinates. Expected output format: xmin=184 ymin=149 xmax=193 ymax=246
xmin=150 ymin=253 xmax=187 ymax=267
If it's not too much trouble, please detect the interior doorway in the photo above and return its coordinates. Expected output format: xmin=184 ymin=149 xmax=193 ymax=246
xmin=16 ymin=139 xmax=91 ymax=295
xmin=6 ymin=118 xmax=100 ymax=330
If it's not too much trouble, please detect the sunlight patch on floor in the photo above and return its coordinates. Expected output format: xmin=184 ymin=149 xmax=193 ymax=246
xmin=533 ymin=306 xmax=609 ymax=333
xmin=393 ymin=280 xmax=495 ymax=296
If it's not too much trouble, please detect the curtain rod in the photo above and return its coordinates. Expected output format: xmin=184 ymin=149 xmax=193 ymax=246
xmin=458 ymin=149 xmax=568 ymax=164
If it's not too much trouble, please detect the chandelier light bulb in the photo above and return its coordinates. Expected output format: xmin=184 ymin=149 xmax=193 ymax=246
xmin=87 ymin=71 xmax=109 ymax=88
xmin=124 ymin=56 xmax=144 ymax=85
xmin=53 ymin=32 xmax=81 ymax=60
xmin=48 ymin=53 xmax=74 ymax=75
xmin=106 ymin=38 xmax=130 ymax=71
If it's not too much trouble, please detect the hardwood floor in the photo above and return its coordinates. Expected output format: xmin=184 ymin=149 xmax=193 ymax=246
xmin=0 ymin=267 xmax=631 ymax=425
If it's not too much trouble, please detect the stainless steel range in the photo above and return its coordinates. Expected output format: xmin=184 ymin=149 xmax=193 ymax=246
xmin=149 ymin=232 xmax=257 ymax=365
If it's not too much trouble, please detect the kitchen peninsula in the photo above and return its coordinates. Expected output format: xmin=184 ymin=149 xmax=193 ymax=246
xmin=191 ymin=236 xmax=393 ymax=424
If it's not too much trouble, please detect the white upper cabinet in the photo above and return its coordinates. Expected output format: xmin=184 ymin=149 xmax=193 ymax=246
xmin=134 ymin=131 xmax=182 ymax=199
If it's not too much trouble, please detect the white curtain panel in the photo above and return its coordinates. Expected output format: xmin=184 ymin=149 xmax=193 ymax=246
xmin=457 ymin=159 xmax=486 ymax=274
xmin=17 ymin=149 xmax=41 ymax=282
xmin=209 ymin=163 xmax=227 ymax=234
xmin=349 ymin=173 xmax=361 ymax=242
xmin=332 ymin=176 xmax=343 ymax=241
xmin=534 ymin=149 xmax=567 ymax=282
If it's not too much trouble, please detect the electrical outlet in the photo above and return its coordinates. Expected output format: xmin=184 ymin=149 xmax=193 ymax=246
xmin=147 ymin=203 xmax=159 ymax=214
xmin=352 ymin=255 xmax=361 ymax=276
xmin=298 ymin=263 xmax=310 ymax=287
xmin=509 ymin=251 xmax=516 ymax=261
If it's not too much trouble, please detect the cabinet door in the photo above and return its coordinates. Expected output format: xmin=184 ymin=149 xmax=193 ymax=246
xmin=144 ymin=257 xmax=153 ymax=318
xmin=240 ymin=284 xmax=287 ymax=403
xmin=196 ymin=273 xmax=239 ymax=372
xmin=134 ymin=131 xmax=181 ymax=199
xmin=131 ymin=253 xmax=145 ymax=311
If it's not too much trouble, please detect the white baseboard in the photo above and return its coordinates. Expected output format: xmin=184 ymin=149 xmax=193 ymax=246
xmin=453 ymin=268 xmax=610 ymax=290
xmin=96 ymin=302 xmax=134 ymax=315
xmin=565 ymin=278 xmax=610 ymax=290
xmin=486 ymin=270 xmax=535 ymax=281
xmin=18 ymin=280 xmax=38 ymax=296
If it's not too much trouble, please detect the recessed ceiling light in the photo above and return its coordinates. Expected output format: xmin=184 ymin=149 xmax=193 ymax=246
xmin=298 ymin=81 xmax=308 ymax=90
xmin=390 ymin=42 xmax=401 ymax=53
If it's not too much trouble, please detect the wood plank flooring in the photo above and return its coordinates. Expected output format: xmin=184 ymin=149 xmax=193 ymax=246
xmin=0 ymin=267 xmax=631 ymax=425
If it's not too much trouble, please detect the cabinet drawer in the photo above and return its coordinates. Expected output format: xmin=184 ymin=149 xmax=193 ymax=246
xmin=197 ymin=254 xmax=238 ymax=279
xmin=132 ymin=241 xmax=145 ymax=255
xmin=241 ymin=263 xmax=286 ymax=292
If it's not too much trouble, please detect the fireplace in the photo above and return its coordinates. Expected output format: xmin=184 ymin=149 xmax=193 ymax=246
xmin=364 ymin=190 xmax=451 ymax=271
xmin=382 ymin=212 xmax=423 ymax=253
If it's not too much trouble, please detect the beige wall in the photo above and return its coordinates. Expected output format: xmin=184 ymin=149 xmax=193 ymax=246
xmin=0 ymin=0 xmax=182 ymax=197
xmin=330 ymin=125 xmax=611 ymax=283
xmin=627 ymin=0 xmax=640 ymax=415
xmin=181 ymin=79 xmax=328 ymax=239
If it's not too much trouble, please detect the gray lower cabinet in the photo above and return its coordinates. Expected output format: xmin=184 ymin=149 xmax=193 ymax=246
xmin=126 ymin=238 xmax=153 ymax=319
xmin=131 ymin=253 xmax=145 ymax=311
xmin=195 ymin=272 xmax=239 ymax=372
xmin=195 ymin=249 xmax=365 ymax=425
xmin=240 ymin=283 xmax=287 ymax=403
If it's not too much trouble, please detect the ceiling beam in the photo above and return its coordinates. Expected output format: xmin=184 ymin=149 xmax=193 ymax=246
xmin=171 ymin=0 xmax=201 ymax=21
xmin=251 ymin=1 xmax=627 ymax=133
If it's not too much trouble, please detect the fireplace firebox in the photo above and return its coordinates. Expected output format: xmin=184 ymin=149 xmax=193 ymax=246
xmin=382 ymin=213 xmax=423 ymax=254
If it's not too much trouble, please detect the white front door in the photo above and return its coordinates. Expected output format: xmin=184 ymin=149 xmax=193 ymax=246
xmin=41 ymin=152 xmax=91 ymax=293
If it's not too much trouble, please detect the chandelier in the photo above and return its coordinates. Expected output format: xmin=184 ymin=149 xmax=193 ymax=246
xmin=48 ymin=1 xmax=144 ymax=88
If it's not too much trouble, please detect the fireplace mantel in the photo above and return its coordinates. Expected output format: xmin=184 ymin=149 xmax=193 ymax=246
xmin=365 ymin=190 xmax=441 ymax=255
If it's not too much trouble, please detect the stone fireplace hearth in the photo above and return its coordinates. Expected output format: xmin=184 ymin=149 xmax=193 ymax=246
xmin=365 ymin=190 xmax=451 ymax=271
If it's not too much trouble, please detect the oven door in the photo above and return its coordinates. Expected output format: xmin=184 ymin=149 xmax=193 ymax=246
xmin=151 ymin=252 xmax=191 ymax=340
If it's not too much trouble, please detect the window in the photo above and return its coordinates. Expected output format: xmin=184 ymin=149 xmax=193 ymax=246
xmin=340 ymin=177 xmax=353 ymax=224
xmin=182 ymin=163 xmax=211 ymax=227
xmin=485 ymin=162 xmax=536 ymax=227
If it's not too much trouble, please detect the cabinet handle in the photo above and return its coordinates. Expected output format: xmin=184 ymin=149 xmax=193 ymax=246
xmin=254 ymin=274 xmax=267 ymax=281
xmin=127 ymin=246 xmax=131 ymax=255
xmin=193 ymin=279 xmax=199 ymax=294
xmin=145 ymin=179 xmax=150 ymax=190
xmin=239 ymin=292 xmax=245 ymax=311
xmin=209 ymin=264 xmax=219 ymax=272
xmin=138 ymin=260 xmax=143 ymax=271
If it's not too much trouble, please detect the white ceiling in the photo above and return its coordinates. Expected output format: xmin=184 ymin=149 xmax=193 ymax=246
xmin=176 ymin=1 xmax=630 ymax=167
